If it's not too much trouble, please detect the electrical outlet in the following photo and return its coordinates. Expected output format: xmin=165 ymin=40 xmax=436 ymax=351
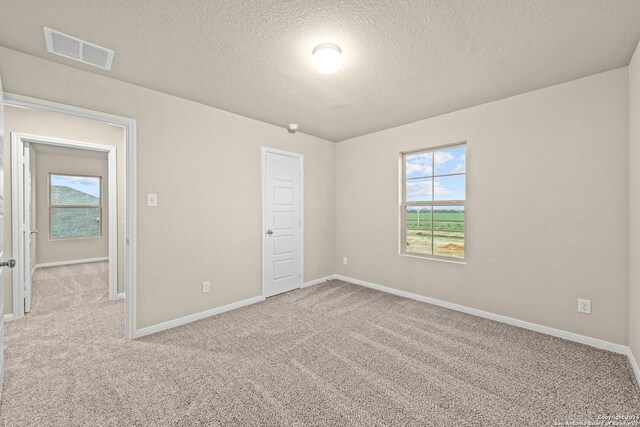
xmin=343 ymin=257 xmax=348 ymax=265
xmin=147 ymin=193 xmax=158 ymax=207
xmin=202 ymin=281 xmax=211 ymax=294
xmin=578 ymin=298 xmax=591 ymax=314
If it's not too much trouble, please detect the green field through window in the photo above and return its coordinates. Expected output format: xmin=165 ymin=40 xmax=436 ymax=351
xmin=403 ymin=144 xmax=466 ymax=259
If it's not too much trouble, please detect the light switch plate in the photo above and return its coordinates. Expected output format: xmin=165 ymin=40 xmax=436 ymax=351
xmin=147 ymin=194 xmax=158 ymax=207
xmin=202 ymin=281 xmax=211 ymax=294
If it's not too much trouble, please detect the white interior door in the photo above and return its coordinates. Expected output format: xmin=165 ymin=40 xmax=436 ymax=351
xmin=0 ymin=74 xmax=14 ymax=393
xmin=0 ymin=79 xmax=4 ymax=394
xmin=263 ymin=149 xmax=302 ymax=298
xmin=23 ymin=143 xmax=32 ymax=312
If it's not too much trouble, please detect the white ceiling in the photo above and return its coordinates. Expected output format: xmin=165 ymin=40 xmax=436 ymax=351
xmin=1 ymin=1 xmax=639 ymax=142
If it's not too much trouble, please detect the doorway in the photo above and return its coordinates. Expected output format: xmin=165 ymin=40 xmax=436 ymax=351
xmin=12 ymin=135 xmax=119 ymax=316
xmin=262 ymin=147 xmax=304 ymax=298
xmin=3 ymin=93 xmax=137 ymax=339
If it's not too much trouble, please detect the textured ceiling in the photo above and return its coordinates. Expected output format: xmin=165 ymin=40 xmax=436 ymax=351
xmin=1 ymin=1 xmax=640 ymax=142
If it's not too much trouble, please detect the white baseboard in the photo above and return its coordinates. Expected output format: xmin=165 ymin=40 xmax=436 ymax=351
xmin=135 ymin=295 xmax=265 ymax=338
xmin=625 ymin=348 xmax=640 ymax=387
xmin=35 ymin=257 xmax=109 ymax=269
xmin=3 ymin=314 xmax=13 ymax=322
xmin=127 ymin=272 xmax=640 ymax=387
xmin=116 ymin=293 xmax=126 ymax=300
xmin=334 ymin=274 xmax=628 ymax=355
xmin=302 ymin=275 xmax=336 ymax=288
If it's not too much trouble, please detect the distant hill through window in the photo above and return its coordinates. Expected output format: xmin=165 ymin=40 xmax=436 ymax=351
xmin=50 ymin=180 xmax=101 ymax=239
xmin=51 ymin=186 xmax=100 ymax=206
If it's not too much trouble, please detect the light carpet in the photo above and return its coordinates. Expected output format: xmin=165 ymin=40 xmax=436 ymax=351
xmin=1 ymin=262 xmax=639 ymax=426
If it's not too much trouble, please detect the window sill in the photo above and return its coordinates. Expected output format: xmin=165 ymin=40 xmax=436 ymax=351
xmin=399 ymin=252 xmax=467 ymax=265
xmin=49 ymin=236 xmax=103 ymax=241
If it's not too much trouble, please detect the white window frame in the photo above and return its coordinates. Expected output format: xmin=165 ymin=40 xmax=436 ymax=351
xmin=400 ymin=142 xmax=467 ymax=262
xmin=49 ymin=172 xmax=103 ymax=240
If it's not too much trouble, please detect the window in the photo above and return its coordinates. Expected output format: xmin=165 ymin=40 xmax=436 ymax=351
xmin=401 ymin=143 xmax=466 ymax=260
xmin=49 ymin=174 xmax=102 ymax=239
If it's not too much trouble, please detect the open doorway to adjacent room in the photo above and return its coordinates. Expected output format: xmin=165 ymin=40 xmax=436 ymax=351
xmin=3 ymin=103 xmax=132 ymax=335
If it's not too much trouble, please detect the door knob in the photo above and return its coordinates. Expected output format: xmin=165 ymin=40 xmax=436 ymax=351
xmin=267 ymin=229 xmax=273 ymax=235
xmin=30 ymin=229 xmax=39 ymax=235
xmin=0 ymin=259 xmax=16 ymax=268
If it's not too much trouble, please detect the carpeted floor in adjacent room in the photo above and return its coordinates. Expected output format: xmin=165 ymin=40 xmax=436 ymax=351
xmin=1 ymin=262 xmax=639 ymax=426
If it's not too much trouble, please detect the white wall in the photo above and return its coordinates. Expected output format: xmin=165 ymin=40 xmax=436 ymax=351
xmin=335 ymin=68 xmax=629 ymax=344
xmin=35 ymin=151 xmax=108 ymax=264
xmin=0 ymin=46 xmax=335 ymax=329
xmin=2 ymin=105 xmax=126 ymax=314
xmin=629 ymin=41 xmax=640 ymax=359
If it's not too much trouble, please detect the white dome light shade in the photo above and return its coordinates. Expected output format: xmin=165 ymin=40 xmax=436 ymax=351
xmin=312 ymin=43 xmax=343 ymax=74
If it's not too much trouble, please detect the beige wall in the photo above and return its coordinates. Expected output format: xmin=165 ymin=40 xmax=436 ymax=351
xmin=35 ymin=150 xmax=108 ymax=264
xmin=629 ymin=41 xmax=640 ymax=359
xmin=0 ymin=47 xmax=335 ymax=329
xmin=3 ymin=105 xmax=126 ymax=314
xmin=0 ymin=45 xmax=628 ymax=345
xmin=335 ymin=68 xmax=629 ymax=344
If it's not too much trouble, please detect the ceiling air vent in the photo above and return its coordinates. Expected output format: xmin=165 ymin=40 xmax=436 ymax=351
xmin=44 ymin=27 xmax=114 ymax=70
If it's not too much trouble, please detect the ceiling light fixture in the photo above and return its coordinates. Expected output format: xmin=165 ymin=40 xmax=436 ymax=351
xmin=312 ymin=43 xmax=343 ymax=74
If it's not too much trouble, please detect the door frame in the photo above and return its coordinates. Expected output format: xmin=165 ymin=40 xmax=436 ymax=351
xmin=11 ymin=133 xmax=119 ymax=312
xmin=261 ymin=147 xmax=304 ymax=299
xmin=0 ymin=75 xmax=6 ymax=396
xmin=4 ymin=93 xmax=137 ymax=339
